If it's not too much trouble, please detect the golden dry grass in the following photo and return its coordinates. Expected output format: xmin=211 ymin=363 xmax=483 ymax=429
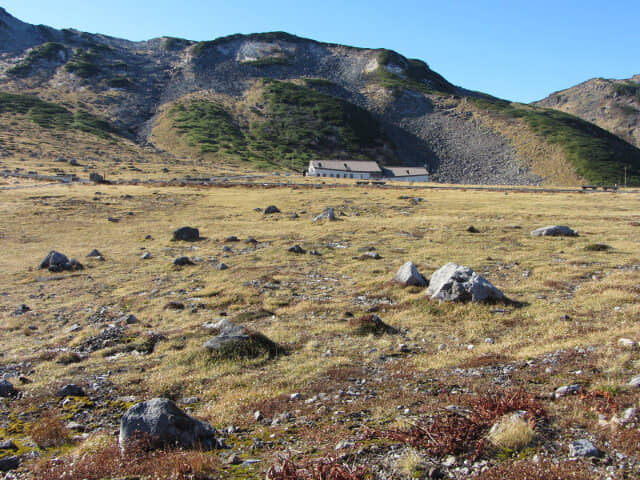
xmin=1 ymin=180 xmax=639 ymax=476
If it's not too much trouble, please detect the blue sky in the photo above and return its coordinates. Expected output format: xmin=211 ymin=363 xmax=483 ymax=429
xmin=2 ymin=1 xmax=638 ymax=103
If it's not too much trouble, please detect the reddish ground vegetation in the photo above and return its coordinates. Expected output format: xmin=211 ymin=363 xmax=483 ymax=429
xmin=266 ymin=455 xmax=371 ymax=480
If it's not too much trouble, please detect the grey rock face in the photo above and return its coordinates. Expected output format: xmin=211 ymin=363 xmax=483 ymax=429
xmin=426 ymin=262 xmax=504 ymax=302
xmin=172 ymin=227 xmax=200 ymax=241
xmin=530 ymin=225 xmax=578 ymax=237
xmin=393 ymin=261 xmax=428 ymax=287
xmin=569 ymin=439 xmax=602 ymax=458
xmin=263 ymin=205 xmax=280 ymax=214
xmin=0 ymin=379 xmax=17 ymax=397
xmin=313 ymin=207 xmax=337 ymax=222
xmin=119 ymin=398 xmax=222 ymax=451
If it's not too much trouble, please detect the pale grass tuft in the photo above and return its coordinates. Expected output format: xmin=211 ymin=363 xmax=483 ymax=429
xmin=487 ymin=414 xmax=536 ymax=451
xmin=396 ymin=448 xmax=425 ymax=478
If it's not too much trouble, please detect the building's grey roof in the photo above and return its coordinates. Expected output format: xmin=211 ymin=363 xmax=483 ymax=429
xmin=310 ymin=160 xmax=382 ymax=173
xmin=383 ymin=166 xmax=429 ymax=177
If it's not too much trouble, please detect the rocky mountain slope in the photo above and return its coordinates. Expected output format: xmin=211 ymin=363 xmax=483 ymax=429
xmin=1 ymin=7 xmax=640 ymax=185
xmin=535 ymin=75 xmax=640 ymax=153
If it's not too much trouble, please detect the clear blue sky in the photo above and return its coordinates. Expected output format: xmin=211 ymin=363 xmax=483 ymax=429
xmin=3 ymin=0 xmax=638 ymax=103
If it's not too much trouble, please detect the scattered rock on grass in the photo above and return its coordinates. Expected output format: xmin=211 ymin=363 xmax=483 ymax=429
xmin=618 ymin=338 xmax=637 ymax=349
xmin=141 ymin=251 xmax=152 ymax=259
xmin=216 ymin=263 xmax=229 ymax=270
xmin=350 ymin=314 xmax=399 ymax=336
xmin=119 ymin=398 xmax=223 ymax=451
xmin=0 ymin=440 xmax=17 ymax=451
xmin=288 ymin=245 xmax=306 ymax=254
xmin=0 ymin=379 xmax=17 ymax=397
xmin=172 ymin=227 xmax=200 ymax=242
xmin=467 ymin=226 xmax=479 ymax=233
xmin=57 ymin=384 xmax=86 ymax=397
xmin=530 ymin=225 xmax=578 ymax=237
xmin=11 ymin=304 xmax=30 ymax=316
xmin=358 ymin=251 xmax=381 ymax=260
xmin=39 ymin=250 xmax=83 ymax=272
xmin=554 ymin=384 xmax=582 ymax=397
xmin=0 ymin=456 xmax=19 ymax=472
xmin=202 ymin=319 xmax=284 ymax=360
xmin=628 ymin=375 xmax=640 ymax=388
xmin=426 ymin=263 xmax=504 ymax=303
xmin=263 ymin=205 xmax=280 ymax=214
xmin=569 ymin=439 xmax=602 ymax=458
xmin=173 ymin=256 xmax=195 ymax=266
xmin=393 ymin=261 xmax=428 ymax=287
xmin=313 ymin=207 xmax=337 ymax=222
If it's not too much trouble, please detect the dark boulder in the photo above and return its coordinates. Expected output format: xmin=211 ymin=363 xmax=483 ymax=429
xmin=172 ymin=227 xmax=200 ymax=242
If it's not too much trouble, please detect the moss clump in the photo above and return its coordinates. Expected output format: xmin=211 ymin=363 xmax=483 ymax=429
xmin=468 ymin=97 xmax=640 ymax=185
xmin=162 ymin=37 xmax=191 ymax=51
xmin=350 ymin=314 xmax=399 ymax=336
xmin=584 ymin=243 xmax=611 ymax=251
xmin=105 ymin=76 xmax=132 ymax=88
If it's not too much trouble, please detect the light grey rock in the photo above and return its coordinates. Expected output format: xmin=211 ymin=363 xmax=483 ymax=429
xmin=554 ymin=384 xmax=582 ymax=397
xmin=569 ymin=439 xmax=602 ymax=458
xmin=628 ymin=375 xmax=640 ymax=388
xmin=0 ymin=440 xmax=18 ymax=450
xmin=216 ymin=263 xmax=229 ymax=270
xmin=618 ymin=338 xmax=637 ymax=349
xmin=393 ymin=261 xmax=428 ymax=287
xmin=530 ymin=225 xmax=578 ymax=237
xmin=313 ymin=207 xmax=337 ymax=222
xmin=426 ymin=263 xmax=504 ymax=303
xmin=119 ymin=398 xmax=222 ymax=451
xmin=141 ymin=251 xmax=152 ymax=259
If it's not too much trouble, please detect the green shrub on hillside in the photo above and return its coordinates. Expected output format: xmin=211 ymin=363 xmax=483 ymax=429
xmin=469 ymin=97 xmax=640 ymax=185
xmin=240 ymin=57 xmax=289 ymax=67
xmin=64 ymin=49 xmax=100 ymax=78
xmin=0 ymin=92 xmax=115 ymax=138
xmin=613 ymin=82 xmax=640 ymax=99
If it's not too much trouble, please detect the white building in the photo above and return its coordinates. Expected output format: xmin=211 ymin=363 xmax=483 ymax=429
xmin=307 ymin=160 xmax=429 ymax=182
xmin=307 ymin=160 xmax=382 ymax=179
xmin=381 ymin=166 xmax=430 ymax=182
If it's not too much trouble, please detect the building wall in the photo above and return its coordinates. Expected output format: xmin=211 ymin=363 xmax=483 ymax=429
xmin=308 ymin=166 xmax=373 ymax=179
xmin=385 ymin=175 xmax=430 ymax=182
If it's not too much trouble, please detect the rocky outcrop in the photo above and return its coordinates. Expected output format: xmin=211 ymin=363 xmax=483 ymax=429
xmin=393 ymin=261 xmax=428 ymax=287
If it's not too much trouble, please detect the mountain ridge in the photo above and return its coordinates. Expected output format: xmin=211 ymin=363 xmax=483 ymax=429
xmin=1 ymin=8 xmax=639 ymax=185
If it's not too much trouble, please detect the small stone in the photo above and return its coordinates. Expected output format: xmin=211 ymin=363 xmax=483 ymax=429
xmin=618 ymin=338 xmax=637 ymax=349
xmin=216 ymin=263 xmax=229 ymax=270
xmin=290 ymin=393 xmax=302 ymax=400
xmin=466 ymin=226 xmax=479 ymax=233
xmin=393 ymin=261 xmax=428 ymax=287
xmin=335 ymin=440 xmax=354 ymax=450
xmin=290 ymin=212 xmax=299 ymax=219
xmin=620 ymin=407 xmax=638 ymax=424
xmin=172 ymin=226 xmax=200 ymax=242
xmin=87 ymin=249 xmax=104 ymax=259
xmin=554 ymin=384 xmax=582 ymax=397
xmin=123 ymin=314 xmax=139 ymax=325
xmin=57 ymin=384 xmax=86 ymax=397
xmin=313 ymin=207 xmax=337 ymax=222
xmin=0 ymin=440 xmax=18 ymax=451
xmin=141 ymin=251 xmax=152 ymax=259
xmin=442 ymin=455 xmax=456 ymax=468
xmin=485 ymin=337 xmax=495 ymax=344
xmin=437 ymin=343 xmax=447 ymax=351
xmin=165 ymin=301 xmax=185 ymax=310
xmin=253 ymin=410 xmax=263 ymax=422
xmin=308 ymin=250 xmax=322 ymax=256
xmin=0 ymin=379 xmax=17 ymax=397
xmin=180 ymin=396 xmax=200 ymax=405
xmin=108 ymin=217 xmax=120 ymax=223
xmin=569 ymin=439 xmax=602 ymax=458
xmin=0 ymin=456 xmax=19 ymax=472
xmin=288 ymin=245 xmax=306 ymax=254
xmin=11 ymin=304 xmax=30 ymax=316
xmin=225 ymin=236 xmax=239 ymax=242
xmin=67 ymin=323 xmax=82 ymax=332
xmin=222 ymin=245 xmax=232 ymax=252
xmin=173 ymin=256 xmax=194 ymax=266
xmin=224 ymin=453 xmax=242 ymax=465
xmin=263 ymin=205 xmax=280 ymax=214
xmin=66 ymin=421 xmax=85 ymax=431
xmin=628 ymin=375 xmax=640 ymax=388
xmin=530 ymin=225 xmax=578 ymax=237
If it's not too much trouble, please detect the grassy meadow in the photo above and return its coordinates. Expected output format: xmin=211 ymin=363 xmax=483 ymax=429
xmin=1 ymin=179 xmax=639 ymax=478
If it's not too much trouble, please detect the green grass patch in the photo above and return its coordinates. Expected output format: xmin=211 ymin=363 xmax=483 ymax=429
xmin=162 ymin=37 xmax=192 ymax=51
xmin=613 ymin=82 xmax=640 ymax=99
xmin=192 ymin=32 xmax=304 ymax=57
xmin=105 ymin=76 xmax=132 ymax=89
xmin=469 ymin=97 xmax=640 ymax=185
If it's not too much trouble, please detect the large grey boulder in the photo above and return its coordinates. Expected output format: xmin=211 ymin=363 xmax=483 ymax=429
xmin=39 ymin=251 xmax=84 ymax=272
xmin=426 ymin=263 xmax=504 ymax=303
xmin=119 ymin=398 xmax=222 ymax=451
xmin=530 ymin=225 xmax=578 ymax=237
xmin=203 ymin=319 xmax=284 ymax=359
xmin=313 ymin=207 xmax=337 ymax=222
xmin=172 ymin=227 xmax=200 ymax=242
xmin=393 ymin=261 xmax=428 ymax=287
